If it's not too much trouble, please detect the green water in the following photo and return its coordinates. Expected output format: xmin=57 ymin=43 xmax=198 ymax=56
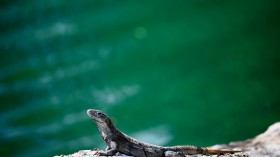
xmin=1 ymin=0 xmax=280 ymax=157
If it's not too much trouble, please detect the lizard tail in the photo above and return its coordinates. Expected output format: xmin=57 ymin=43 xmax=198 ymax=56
xmin=166 ymin=146 xmax=241 ymax=155
xmin=205 ymin=148 xmax=241 ymax=154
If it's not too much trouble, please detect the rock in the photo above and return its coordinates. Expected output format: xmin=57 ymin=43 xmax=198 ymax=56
xmin=212 ymin=122 xmax=280 ymax=157
xmin=54 ymin=122 xmax=280 ymax=157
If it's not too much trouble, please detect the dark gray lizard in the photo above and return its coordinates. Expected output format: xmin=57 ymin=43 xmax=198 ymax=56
xmin=87 ymin=109 xmax=245 ymax=157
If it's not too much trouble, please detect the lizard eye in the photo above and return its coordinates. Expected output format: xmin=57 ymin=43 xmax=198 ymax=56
xmin=97 ymin=112 xmax=102 ymax=115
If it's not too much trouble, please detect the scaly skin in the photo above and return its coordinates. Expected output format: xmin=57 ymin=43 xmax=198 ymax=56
xmin=87 ymin=109 xmax=247 ymax=157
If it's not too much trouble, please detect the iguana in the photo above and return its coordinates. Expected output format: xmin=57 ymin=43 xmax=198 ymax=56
xmin=87 ymin=109 xmax=247 ymax=157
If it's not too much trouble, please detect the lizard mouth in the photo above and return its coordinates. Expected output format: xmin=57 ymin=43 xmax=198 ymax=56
xmin=87 ymin=109 xmax=103 ymax=123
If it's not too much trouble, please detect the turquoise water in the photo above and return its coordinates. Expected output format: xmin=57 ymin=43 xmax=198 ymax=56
xmin=1 ymin=1 xmax=280 ymax=157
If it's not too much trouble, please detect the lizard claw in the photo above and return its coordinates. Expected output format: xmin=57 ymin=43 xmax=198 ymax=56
xmin=93 ymin=150 xmax=107 ymax=156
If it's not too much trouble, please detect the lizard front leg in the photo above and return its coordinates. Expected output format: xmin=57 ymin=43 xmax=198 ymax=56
xmin=97 ymin=141 xmax=118 ymax=156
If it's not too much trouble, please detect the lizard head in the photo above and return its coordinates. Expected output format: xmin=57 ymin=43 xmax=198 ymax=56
xmin=87 ymin=109 xmax=110 ymax=124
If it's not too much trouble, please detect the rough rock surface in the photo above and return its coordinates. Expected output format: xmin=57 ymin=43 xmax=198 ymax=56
xmin=212 ymin=122 xmax=280 ymax=157
xmin=54 ymin=122 xmax=280 ymax=157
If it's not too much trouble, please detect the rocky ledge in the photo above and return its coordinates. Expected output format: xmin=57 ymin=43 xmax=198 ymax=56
xmin=54 ymin=122 xmax=280 ymax=157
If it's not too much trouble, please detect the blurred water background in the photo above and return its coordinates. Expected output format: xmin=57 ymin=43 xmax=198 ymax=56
xmin=1 ymin=0 xmax=280 ymax=157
